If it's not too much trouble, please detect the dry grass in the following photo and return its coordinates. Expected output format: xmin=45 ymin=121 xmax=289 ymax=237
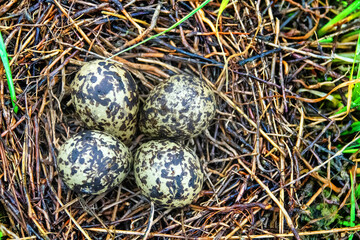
xmin=0 ymin=0 xmax=358 ymax=239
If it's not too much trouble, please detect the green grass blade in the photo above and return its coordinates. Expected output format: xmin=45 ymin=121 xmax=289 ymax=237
xmin=333 ymin=52 xmax=360 ymax=63
xmin=339 ymin=34 xmax=360 ymax=153
xmin=350 ymin=172 xmax=356 ymax=227
xmin=349 ymin=172 xmax=356 ymax=240
xmin=341 ymin=122 xmax=360 ymax=135
xmin=355 ymin=183 xmax=360 ymax=198
xmin=0 ymin=32 xmax=18 ymax=113
xmin=336 ymin=31 xmax=360 ymax=117
xmin=218 ymin=0 xmax=229 ymax=17
xmin=216 ymin=0 xmax=229 ymax=48
xmin=318 ymin=0 xmax=360 ymax=37
xmin=215 ymin=0 xmax=230 ymax=90
xmin=351 ymin=33 xmax=360 ymax=100
xmin=319 ymin=37 xmax=333 ymax=43
xmin=357 ymin=36 xmax=360 ymax=80
xmin=340 ymin=30 xmax=360 ymax=42
xmin=107 ymin=0 xmax=211 ymax=59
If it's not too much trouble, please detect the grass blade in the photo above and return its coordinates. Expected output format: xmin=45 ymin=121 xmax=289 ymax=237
xmin=352 ymin=33 xmax=360 ymax=99
xmin=215 ymin=0 xmax=229 ymax=52
xmin=349 ymin=171 xmax=356 ymax=240
xmin=318 ymin=0 xmax=360 ymax=37
xmin=356 ymin=37 xmax=360 ymax=81
xmin=218 ymin=0 xmax=229 ymax=17
xmin=0 ymin=32 xmax=18 ymax=113
xmin=215 ymin=0 xmax=230 ymax=90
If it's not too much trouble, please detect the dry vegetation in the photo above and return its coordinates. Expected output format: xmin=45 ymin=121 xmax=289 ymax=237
xmin=0 ymin=0 xmax=359 ymax=239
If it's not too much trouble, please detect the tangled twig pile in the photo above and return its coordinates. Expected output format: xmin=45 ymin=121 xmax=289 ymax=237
xmin=0 ymin=0 xmax=358 ymax=239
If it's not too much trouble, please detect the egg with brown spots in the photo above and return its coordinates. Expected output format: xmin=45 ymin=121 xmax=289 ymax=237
xmin=139 ymin=74 xmax=216 ymax=139
xmin=70 ymin=60 xmax=139 ymax=144
xmin=56 ymin=130 xmax=132 ymax=195
xmin=134 ymin=139 xmax=204 ymax=208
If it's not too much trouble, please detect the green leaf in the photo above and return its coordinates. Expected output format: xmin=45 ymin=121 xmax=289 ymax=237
xmin=215 ymin=0 xmax=229 ymax=62
xmin=340 ymin=30 xmax=360 ymax=42
xmin=339 ymin=220 xmax=351 ymax=226
xmin=355 ymin=183 xmax=360 ymax=198
xmin=351 ymin=33 xmax=360 ymax=100
xmin=333 ymin=52 xmax=360 ymax=63
xmin=341 ymin=122 xmax=360 ymax=135
xmin=343 ymin=149 xmax=360 ymax=154
xmin=319 ymin=37 xmax=333 ymax=43
xmin=350 ymin=172 xmax=356 ymax=226
xmin=335 ymin=96 xmax=360 ymax=115
xmin=339 ymin=135 xmax=360 ymax=153
xmin=345 ymin=140 xmax=360 ymax=149
xmin=318 ymin=0 xmax=360 ymax=37
xmin=0 ymin=32 xmax=18 ymax=113
xmin=349 ymin=172 xmax=356 ymax=240
xmin=218 ymin=0 xmax=230 ymax=17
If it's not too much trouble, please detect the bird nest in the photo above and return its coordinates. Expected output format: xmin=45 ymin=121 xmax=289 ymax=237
xmin=0 ymin=0 xmax=357 ymax=239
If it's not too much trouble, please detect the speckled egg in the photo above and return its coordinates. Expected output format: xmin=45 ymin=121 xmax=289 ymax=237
xmin=139 ymin=74 xmax=216 ymax=139
xmin=134 ymin=140 xmax=204 ymax=208
xmin=56 ymin=130 xmax=132 ymax=195
xmin=70 ymin=60 xmax=139 ymax=144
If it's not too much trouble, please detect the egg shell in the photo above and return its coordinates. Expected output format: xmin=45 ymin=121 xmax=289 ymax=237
xmin=134 ymin=140 xmax=204 ymax=208
xmin=56 ymin=130 xmax=132 ymax=195
xmin=70 ymin=60 xmax=139 ymax=144
xmin=139 ymin=74 xmax=216 ymax=139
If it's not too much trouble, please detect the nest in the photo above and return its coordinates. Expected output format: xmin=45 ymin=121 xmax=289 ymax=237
xmin=0 ymin=0 xmax=357 ymax=239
